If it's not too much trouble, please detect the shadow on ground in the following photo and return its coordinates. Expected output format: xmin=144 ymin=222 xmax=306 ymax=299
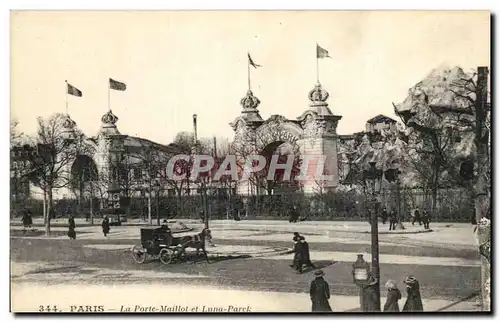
xmin=300 ymin=260 xmax=337 ymax=274
xmin=139 ymin=253 xmax=251 ymax=265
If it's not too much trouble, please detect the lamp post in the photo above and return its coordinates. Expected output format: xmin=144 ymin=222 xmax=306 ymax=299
xmin=153 ymin=179 xmax=161 ymax=226
xmin=362 ymin=161 xmax=383 ymax=311
xmin=352 ymin=254 xmax=370 ymax=310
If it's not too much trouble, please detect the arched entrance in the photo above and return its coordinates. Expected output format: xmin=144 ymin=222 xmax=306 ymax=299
xmin=70 ymin=155 xmax=99 ymax=214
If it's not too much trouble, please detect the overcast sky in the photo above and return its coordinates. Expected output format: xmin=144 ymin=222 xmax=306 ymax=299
xmin=11 ymin=11 xmax=490 ymax=145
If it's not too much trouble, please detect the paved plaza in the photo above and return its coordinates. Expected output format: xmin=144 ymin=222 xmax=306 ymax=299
xmin=10 ymin=219 xmax=481 ymax=312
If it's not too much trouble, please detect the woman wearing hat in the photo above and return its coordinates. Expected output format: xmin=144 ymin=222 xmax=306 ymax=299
xmin=309 ymin=270 xmax=332 ymax=312
xmin=361 ymin=274 xmax=379 ymax=312
xmin=67 ymin=214 xmax=76 ymax=240
xmin=383 ymin=279 xmax=402 ymax=312
xmin=402 ymin=276 xmax=424 ymax=311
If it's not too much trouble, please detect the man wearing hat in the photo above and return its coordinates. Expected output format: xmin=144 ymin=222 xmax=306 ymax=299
xmin=299 ymin=236 xmax=315 ymax=270
xmin=383 ymin=279 xmax=402 ymax=312
xmin=291 ymin=233 xmax=304 ymax=273
xmin=309 ymin=270 xmax=332 ymax=312
xmin=402 ymin=276 xmax=424 ymax=312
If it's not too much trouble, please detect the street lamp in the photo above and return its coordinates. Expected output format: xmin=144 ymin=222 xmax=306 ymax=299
xmin=153 ymin=179 xmax=161 ymax=226
xmin=352 ymin=254 xmax=370 ymax=310
xmin=362 ymin=161 xmax=383 ymax=311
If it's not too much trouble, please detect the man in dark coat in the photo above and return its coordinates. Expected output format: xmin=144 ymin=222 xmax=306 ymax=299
xmin=290 ymin=232 xmax=301 ymax=268
xmin=309 ymin=270 xmax=332 ymax=312
xmin=389 ymin=210 xmax=398 ymax=231
xmin=292 ymin=236 xmax=304 ymax=273
xmin=421 ymin=209 xmax=430 ymax=229
xmin=383 ymin=279 xmax=402 ymax=312
xmin=362 ymin=275 xmax=380 ymax=312
xmin=402 ymin=276 xmax=424 ymax=312
xmin=412 ymin=207 xmax=422 ymax=226
xmin=67 ymin=215 xmax=76 ymax=240
xmin=289 ymin=205 xmax=299 ymax=223
xmin=381 ymin=208 xmax=388 ymax=224
xmin=299 ymin=236 xmax=315 ymax=270
xmin=102 ymin=216 xmax=110 ymax=237
xmin=22 ymin=210 xmax=32 ymax=233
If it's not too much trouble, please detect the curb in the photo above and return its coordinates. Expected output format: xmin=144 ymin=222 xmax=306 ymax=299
xmin=362 ymin=229 xmax=434 ymax=235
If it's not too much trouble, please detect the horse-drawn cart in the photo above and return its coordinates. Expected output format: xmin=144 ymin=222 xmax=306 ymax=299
xmin=131 ymin=227 xmax=212 ymax=264
xmin=131 ymin=227 xmax=186 ymax=264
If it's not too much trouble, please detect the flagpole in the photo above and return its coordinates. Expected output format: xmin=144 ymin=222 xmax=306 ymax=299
xmin=316 ymin=56 xmax=320 ymax=83
xmin=65 ymin=80 xmax=69 ymax=115
xmin=108 ymin=80 xmax=111 ymax=111
xmin=247 ymin=56 xmax=251 ymax=91
xmin=316 ymin=44 xmax=320 ymax=83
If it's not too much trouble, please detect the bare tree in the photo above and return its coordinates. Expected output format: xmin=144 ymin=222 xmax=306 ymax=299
xmin=28 ymin=113 xmax=94 ymax=236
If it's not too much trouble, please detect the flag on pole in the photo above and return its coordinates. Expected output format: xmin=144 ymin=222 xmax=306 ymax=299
xmin=66 ymin=81 xmax=82 ymax=97
xmin=316 ymin=44 xmax=331 ymax=59
xmin=248 ymin=53 xmax=261 ymax=68
xmin=109 ymin=78 xmax=127 ymax=91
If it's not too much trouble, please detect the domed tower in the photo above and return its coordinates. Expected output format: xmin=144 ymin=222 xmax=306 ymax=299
xmin=61 ymin=114 xmax=77 ymax=142
xmin=96 ymin=110 xmax=126 ymax=192
xmin=230 ymin=89 xmax=265 ymax=147
xmin=296 ymin=82 xmax=342 ymax=193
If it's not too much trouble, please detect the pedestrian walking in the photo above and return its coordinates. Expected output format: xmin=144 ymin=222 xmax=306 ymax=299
xmin=309 ymin=270 xmax=332 ymax=312
xmin=289 ymin=204 xmax=299 ymax=223
xmin=402 ymin=276 xmax=424 ymax=312
xmin=383 ymin=279 xmax=402 ymax=312
xmin=381 ymin=207 xmax=388 ymax=224
xmin=389 ymin=210 xmax=398 ymax=231
xmin=67 ymin=215 xmax=76 ymax=240
xmin=22 ymin=210 xmax=33 ymax=233
xmin=292 ymin=235 xmax=304 ymax=273
xmin=412 ymin=207 xmax=422 ymax=226
xmin=421 ymin=209 xmax=431 ymax=229
xmin=101 ymin=216 xmax=110 ymax=237
xmin=299 ymin=236 xmax=315 ymax=270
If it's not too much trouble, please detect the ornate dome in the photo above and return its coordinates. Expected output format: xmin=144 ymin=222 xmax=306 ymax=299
xmin=240 ymin=90 xmax=261 ymax=110
xmin=62 ymin=114 xmax=77 ymax=129
xmin=101 ymin=110 xmax=119 ymax=126
xmin=308 ymin=83 xmax=329 ymax=106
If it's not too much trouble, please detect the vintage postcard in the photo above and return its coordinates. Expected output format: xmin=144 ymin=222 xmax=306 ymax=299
xmin=10 ymin=10 xmax=491 ymax=313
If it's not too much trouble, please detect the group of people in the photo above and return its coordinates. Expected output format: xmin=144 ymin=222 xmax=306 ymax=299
xmin=411 ymin=207 xmax=431 ymax=229
xmin=380 ymin=208 xmax=402 ymax=231
xmin=383 ymin=276 xmax=424 ymax=312
xmin=291 ymin=232 xmax=315 ymax=273
xmin=66 ymin=214 xmax=111 ymax=239
xmin=380 ymin=206 xmax=432 ymax=231
xmin=309 ymin=268 xmax=424 ymax=312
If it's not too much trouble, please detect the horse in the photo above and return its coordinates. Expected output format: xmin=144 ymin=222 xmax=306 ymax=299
xmin=177 ymin=228 xmax=212 ymax=263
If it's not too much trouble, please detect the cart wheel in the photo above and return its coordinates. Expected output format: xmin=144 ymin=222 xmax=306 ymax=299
xmin=159 ymin=248 xmax=173 ymax=265
xmin=131 ymin=245 xmax=146 ymax=264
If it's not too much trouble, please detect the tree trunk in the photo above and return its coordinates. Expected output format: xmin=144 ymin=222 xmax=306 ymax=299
xmin=45 ymin=189 xmax=52 ymax=236
xmin=430 ymin=159 xmax=440 ymax=216
xmin=147 ymin=193 xmax=152 ymax=225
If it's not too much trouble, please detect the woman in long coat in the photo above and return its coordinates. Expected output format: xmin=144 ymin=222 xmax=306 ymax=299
xmin=402 ymin=276 xmax=424 ymax=311
xmin=362 ymin=275 xmax=380 ymax=312
xmin=68 ymin=215 xmax=76 ymax=239
xmin=292 ymin=236 xmax=304 ymax=273
xmin=309 ymin=270 xmax=332 ymax=312
xmin=383 ymin=279 xmax=402 ymax=312
xmin=102 ymin=216 xmax=110 ymax=237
